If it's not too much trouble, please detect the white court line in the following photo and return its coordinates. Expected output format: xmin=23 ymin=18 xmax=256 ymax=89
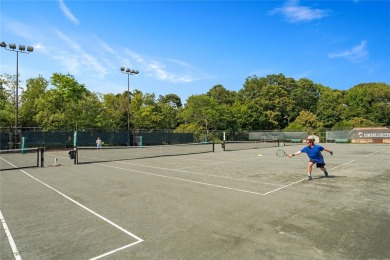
xmin=262 ymin=178 xmax=307 ymax=196
xmin=330 ymin=160 xmax=356 ymax=170
xmin=0 ymin=210 xmax=22 ymax=260
xmin=363 ymin=149 xmax=384 ymax=157
xmin=263 ymin=148 xmax=386 ymax=195
xmin=98 ymin=155 xmax=361 ymax=197
xmin=19 ymin=170 xmax=144 ymax=259
xmin=100 ymin=163 xmax=265 ymax=196
xmin=262 ymin=160 xmax=356 ymax=195
xmin=114 ymin=161 xmax=281 ymax=186
xmin=176 ymin=155 xmax=265 ymax=169
xmin=89 ymin=240 xmax=143 ymax=260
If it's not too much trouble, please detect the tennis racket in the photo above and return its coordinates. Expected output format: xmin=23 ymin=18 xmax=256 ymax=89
xmin=276 ymin=149 xmax=288 ymax=158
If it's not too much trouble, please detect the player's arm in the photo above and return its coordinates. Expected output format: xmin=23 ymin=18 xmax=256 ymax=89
xmin=324 ymin=148 xmax=333 ymax=156
xmin=288 ymin=151 xmax=302 ymax=158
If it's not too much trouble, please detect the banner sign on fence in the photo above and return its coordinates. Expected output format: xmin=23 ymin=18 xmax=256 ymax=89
xmin=353 ymin=128 xmax=390 ymax=139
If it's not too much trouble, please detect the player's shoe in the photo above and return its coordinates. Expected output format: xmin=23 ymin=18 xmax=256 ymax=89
xmin=307 ymin=175 xmax=313 ymax=180
xmin=324 ymin=171 xmax=329 ymax=177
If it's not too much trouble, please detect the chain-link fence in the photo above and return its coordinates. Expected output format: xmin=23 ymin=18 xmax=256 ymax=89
xmin=326 ymin=127 xmax=390 ymax=143
xmin=0 ymin=128 xmax=197 ymax=149
xmin=2 ymin=127 xmax=388 ymax=149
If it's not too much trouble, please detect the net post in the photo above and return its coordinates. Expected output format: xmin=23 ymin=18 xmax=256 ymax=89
xmin=212 ymin=141 xmax=215 ymax=152
xmin=40 ymin=147 xmax=44 ymax=167
xmin=75 ymin=147 xmax=78 ymax=164
xmin=37 ymin=147 xmax=39 ymax=167
xmin=42 ymin=144 xmax=45 ymax=167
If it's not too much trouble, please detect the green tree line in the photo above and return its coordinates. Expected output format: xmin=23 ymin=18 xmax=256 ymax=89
xmin=1 ymin=73 xmax=389 ymax=133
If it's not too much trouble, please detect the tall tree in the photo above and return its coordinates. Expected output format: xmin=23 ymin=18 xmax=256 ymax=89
xmin=286 ymin=110 xmax=323 ymax=133
xmin=181 ymin=95 xmax=219 ymax=133
xmin=207 ymin=84 xmax=237 ymax=105
xmin=158 ymin=93 xmax=182 ymax=108
xmin=291 ymin=78 xmax=321 ymax=115
xmin=19 ymin=76 xmax=48 ymax=127
xmin=0 ymin=74 xmax=16 ymax=127
xmin=157 ymin=94 xmax=182 ymax=129
xmin=343 ymin=83 xmax=390 ymax=125
xmin=316 ymin=88 xmax=344 ymax=128
xmin=131 ymin=92 xmax=162 ymax=129
xmin=239 ymin=74 xmax=296 ymax=129
xmin=100 ymin=93 xmax=127 ymax=129
xmin=34 ymin=73 xmax=95 ymax=130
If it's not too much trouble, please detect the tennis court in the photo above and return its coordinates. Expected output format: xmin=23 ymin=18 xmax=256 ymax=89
xmin=1 ymin=143 xmax=389 ymax=259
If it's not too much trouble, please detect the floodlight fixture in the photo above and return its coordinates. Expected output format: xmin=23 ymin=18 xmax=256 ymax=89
xmin=9 ymin=43 xmax=16 ymax=50
xmin=27 ymin=46 xmax=34 ymax=52
xmin=19 ymin=45 xmax=25 ymax=51
xmin=0 ymin=41 xmax=6 ymax=48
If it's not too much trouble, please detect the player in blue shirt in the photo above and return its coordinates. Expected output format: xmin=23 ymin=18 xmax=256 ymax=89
xmin=288 ymin=138 xmax=333 ymax=180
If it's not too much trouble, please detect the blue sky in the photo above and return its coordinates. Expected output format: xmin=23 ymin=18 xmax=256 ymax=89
xmin=1 ymin=0 xmax=389 ymax=103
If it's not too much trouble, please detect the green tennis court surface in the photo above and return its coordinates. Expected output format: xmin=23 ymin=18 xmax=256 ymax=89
xmin=1 ymin=144 xmax=389 ymax=259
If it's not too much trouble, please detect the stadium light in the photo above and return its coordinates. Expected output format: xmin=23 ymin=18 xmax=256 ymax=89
xmin=0 ymin=41 xmax=34 ymax=148
xmin=120 ymin=67 xmax=139 ymax=146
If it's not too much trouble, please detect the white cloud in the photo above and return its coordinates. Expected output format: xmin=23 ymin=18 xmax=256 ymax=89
xmin=122 ymin=49 xmax=197 ymax=83
xmin=147 ymin=60 xmax=194 ymax=83
xmin=167 ymin=58 xmax=191 ymax=68
xmin=58 ymin=0 xmax=79 ymax=25
xmin=4 ymin=17 xmax=200 ymax=85
xmin=268 ymin=0 xmax=330 ymax=23
xmin=328 ymin=41 xmax=369 ymax=63
xmin=53 ymin=30 xmax=107 ymax=77
xmin=6 ymin=20 xmax=35 ymax=39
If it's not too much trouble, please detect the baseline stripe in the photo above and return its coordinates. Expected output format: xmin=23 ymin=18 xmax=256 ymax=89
xmin=0 ymin=210 xmax=22 ymax=260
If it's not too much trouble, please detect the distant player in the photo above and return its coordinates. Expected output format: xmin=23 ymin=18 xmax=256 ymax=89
xmin=96 ymin=137 xmax=103 ymax=151
xmin=288 ymin=138 xmax=333 ymax=180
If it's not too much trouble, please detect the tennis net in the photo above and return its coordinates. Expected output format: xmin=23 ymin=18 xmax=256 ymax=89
xmin=223 ymin=140 xmax=279 ymax=151
xmin=280 ymin=139 xmax=305 ymax=146
xmin=75 ymin=142 xmax=215 ymax=164
xmin=0 ymin=148 xmax=44 ymax=171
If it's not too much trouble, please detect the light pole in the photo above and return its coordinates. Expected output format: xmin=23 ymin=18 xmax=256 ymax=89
xmin=0 ymin=41 xmax=34 ymax=148
xmin=120 ymin=67 xmax=139 ymax=146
